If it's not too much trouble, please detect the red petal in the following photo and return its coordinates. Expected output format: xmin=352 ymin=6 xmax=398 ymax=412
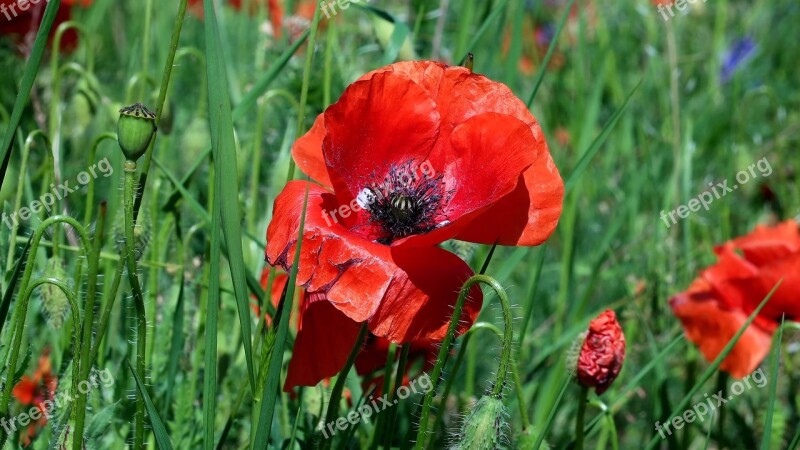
xmin=452 ymin=136 xmax=563 ymax=246
xmin=322 ymin=71 xmax=440 ymax=208
xmin=284 ymin=293 xmax=362 ymax=390
xmin=291 ymin=114 xmax=333 ymax=188
xmin=12 ymin=377 xmax=36 ymax=405
xmin=670 ymin=280 xmax=772 ymax=378
xmin=368 ymin=246 xmax=482 ymax=342
xmin=395 ymin=113 xmax=545 ymax=247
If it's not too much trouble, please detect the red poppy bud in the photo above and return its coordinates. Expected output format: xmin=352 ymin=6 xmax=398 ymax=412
xmin=575 ymin=309 xmax=626 ymax=394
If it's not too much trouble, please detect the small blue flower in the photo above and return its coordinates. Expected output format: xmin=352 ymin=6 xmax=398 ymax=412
xmin=720 ymin=37 xmax=757 ymax=84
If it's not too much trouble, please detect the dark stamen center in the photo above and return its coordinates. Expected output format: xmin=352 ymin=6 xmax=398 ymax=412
xmin=360 ymin=161 xmax=448 ymax=244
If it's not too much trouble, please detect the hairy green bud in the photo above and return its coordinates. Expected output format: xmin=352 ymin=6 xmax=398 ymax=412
xmin=451 ymin=396 xmax=508 ymax=450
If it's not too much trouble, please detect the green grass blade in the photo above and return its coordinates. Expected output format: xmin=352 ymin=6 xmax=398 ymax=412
xmin=204 ymin=199 xmax=222 ymax=449
xmin=525 ymin=0 xmax=576 ymax=107
xmin=533 ymin=375 xmax=570 ymax=450
xmin=203 ymin=0 xmax=256 ymax=390
xmin=128 ymin=360 xmax=175 ymax=450
xmin=0 ymin=0 xmax=61 ymax=188
xmin=252 ymin=180 xmax=311 ymax=448
xmin=457 ymin=0 xmax=511 ymax=65
xmin=564 ymin=79 xmax=642 ymax=194
xmin=233 ymin=29 xmax=310 ymax=122
xmin=0 ymin=237 xmax=31 ymax=338
xmin=760 ymin=316 xmax=784 ymax=450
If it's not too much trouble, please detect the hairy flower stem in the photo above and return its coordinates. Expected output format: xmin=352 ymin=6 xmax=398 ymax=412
xmin=72 ymin=202 xmax=106 ymax=450
xmin=123 ymin=161 xmax=148 ymax=450
xmin=492 ymin=284 xmax=514 ymax=398
xmin=414 ymin=274 xmax=511 ymax=450
xmin=0 ymin=216 xmax=91 ymax=446
xmin=575 ymin=386 xmax=589 ymax=450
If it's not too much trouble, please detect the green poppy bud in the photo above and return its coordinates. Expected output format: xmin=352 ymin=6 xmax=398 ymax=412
xmin=452 ymin=395 xmax=508 ymax=450
xmin=117 ymin=103 xmax=156 ymax=161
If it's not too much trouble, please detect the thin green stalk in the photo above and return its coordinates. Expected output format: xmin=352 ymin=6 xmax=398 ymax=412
xmin=71 ymin=202 xmax=106 ymax=449
xmin=382 ymin=343 xmax=411 ymax=449
xmin=134 ymin=0 xmax=189 ymax=217
xmin=123 ymin=160 xmax=148 ymax=450
xmin=414 ymin=274 xmax=508 ymax=450
xmin=6 ymin=131 xmax=50 ymax=273
xmin=575 ymin=386 xmax=589 ymax=450
xmin=321 ymin=323 xmax=369 ymax=450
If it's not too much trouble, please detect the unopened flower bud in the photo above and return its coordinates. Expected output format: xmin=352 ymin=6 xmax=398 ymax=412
xmin=117 ymin=103 xmax=156 ymax=161
xmin=451 ymin=395 xmax=508 ymax=450
xmin=574 ymin=309 xmax=626 ymax=394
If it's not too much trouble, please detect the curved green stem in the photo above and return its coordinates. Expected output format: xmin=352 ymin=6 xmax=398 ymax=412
xmin=492 ymin=284 xmax=514 ymax=398
xmin=0 ymin=216 xmax=91 ymax=446
xmin=414 ymin=274 xmax=509 ymax=450
xmin=24 ymin=278 xmax=82 ymax=407
xmin=433 ymin=322 xmax=529 ymax=435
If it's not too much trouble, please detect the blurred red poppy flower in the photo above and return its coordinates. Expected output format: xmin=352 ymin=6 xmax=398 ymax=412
xmin=670 ymin=220 xmax=800 ymax=378
xmin=265 ymin=60 xmax=562 ymax=389
xmin=0 ymin=0 xmax=92 ymax=52
xmin=12 ymin=348 xmax=57 ymax=446
xmin=187 ymin=0 xmax=283 ymax=36
xmin=575 ymin=309 xmax=626 ymax=395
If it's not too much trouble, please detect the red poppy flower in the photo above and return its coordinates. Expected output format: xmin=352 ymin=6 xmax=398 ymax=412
xmin=576 ymin=309 xmax=626 ymax=394
xmin=12 ymin=348 xmax=58 ymax=446
xmin=670 ymin=220 xmax=800 ymax=378
xmin=0 ymin=0 xmax=91 ymax=52
xmin=265 ymin=60 xmax=563 ymax=389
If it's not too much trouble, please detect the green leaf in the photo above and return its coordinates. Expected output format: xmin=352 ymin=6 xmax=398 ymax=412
xmin=203 ymin=0 xmax=256 ymax=391
xmin=128 ymin=360 xmax=175 ymax=450
xmin=564 ymin=79 xmax=642 ymax=194
xmin=761 ymin=316 xmax=784 ymax=450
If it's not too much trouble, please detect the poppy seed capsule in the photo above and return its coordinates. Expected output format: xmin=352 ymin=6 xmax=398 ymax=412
xmin=117 ymin=103 xmax=156 ymax=161
xmin=452 ymin=395 xmax=508 ymax=450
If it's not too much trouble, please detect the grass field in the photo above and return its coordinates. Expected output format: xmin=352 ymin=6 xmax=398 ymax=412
xmin=0 ymin=0 xmax=798 ymax=448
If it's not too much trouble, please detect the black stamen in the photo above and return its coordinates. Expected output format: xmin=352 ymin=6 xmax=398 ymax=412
xmin=362 ymin=160 xmax=449 ymax=244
